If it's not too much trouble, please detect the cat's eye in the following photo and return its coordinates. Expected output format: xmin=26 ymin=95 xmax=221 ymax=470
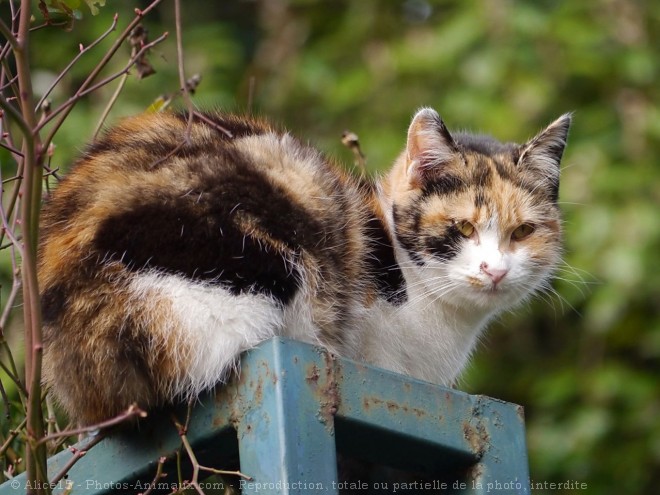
xmin=455 ymin=220 xmax=475 ymax=238
xmin=511 ymin=223 xmax=535 ymax=241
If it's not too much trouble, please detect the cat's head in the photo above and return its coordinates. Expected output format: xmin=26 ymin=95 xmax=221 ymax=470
xmin=387 ymin=108 xmax=571 ymax=312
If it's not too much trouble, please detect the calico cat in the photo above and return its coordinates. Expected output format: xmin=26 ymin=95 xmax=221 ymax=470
xmin=38 ymin=108 xmax=570 ymax=425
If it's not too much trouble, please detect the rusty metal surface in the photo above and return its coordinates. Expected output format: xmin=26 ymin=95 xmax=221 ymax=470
xmin=0 ymin=338 xmax=530 ymax=494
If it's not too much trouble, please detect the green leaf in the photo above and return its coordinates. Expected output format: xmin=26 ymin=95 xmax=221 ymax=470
xmin=145 ymin=95 xmax=172 ymax=113
xmin=83 ymin=0 xmax=106 ymax=15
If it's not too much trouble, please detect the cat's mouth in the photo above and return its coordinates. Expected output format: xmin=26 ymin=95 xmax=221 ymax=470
xmin=468 ymin=277 xmax=506 ymax=294
xmin=468 ymin=276 xmax=508 ymax=295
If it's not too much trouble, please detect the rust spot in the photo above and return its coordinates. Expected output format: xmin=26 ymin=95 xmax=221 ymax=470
xmin=247 ymin=375 xmax=264 ymax=408
xmin=305 ymin=350 xmax=342 ymax=430
xmin=412 ymin=407 xmax=427 ymax=418
xmin=293 ymin=356 xmax=299 ymax=364
xmin=362 ymin=396 xmax=384 ymax=411
xmin=516 ymin=404 xmax=525 ymax=422
xmin=306 ymin=363 xmax=320 ymax=383
xmin=361 ymin=396 xmax=429 ymax=419
xmin=318 ymin=352 xmax=341 ymax=428
xmin=259 ymin=360 xmax=278 ymax=385
xmin=465 ymin=462 xmax=484 ymax=483
xmin=463 ymin=420 xmax=490 ymax=459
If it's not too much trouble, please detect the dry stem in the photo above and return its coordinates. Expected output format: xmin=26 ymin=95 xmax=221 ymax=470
xmin=49 ymin=434 xmax=106 ymax=485
xmin=172 ymin=403 xmax=252 ymax=495
xmin=36 ymin=404 xmax=147 ymax=446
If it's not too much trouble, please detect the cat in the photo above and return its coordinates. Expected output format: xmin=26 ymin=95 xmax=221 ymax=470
xmin=38 ymin=108 xmax=571 ymax=425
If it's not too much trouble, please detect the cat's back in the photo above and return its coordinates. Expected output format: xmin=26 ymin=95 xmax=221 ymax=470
xmin=40 ymin=112 xmax=362 ymax=291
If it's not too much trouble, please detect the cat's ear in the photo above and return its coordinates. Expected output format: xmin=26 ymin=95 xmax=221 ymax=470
xmin=518 ymin=113 xmax=572 ymax=199
xmin=405 ymin=108 xmax=460 ymax=187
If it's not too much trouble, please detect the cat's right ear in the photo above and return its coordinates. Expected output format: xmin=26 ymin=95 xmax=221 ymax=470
xmin=405 ymin=108 xmax=460 ymax=188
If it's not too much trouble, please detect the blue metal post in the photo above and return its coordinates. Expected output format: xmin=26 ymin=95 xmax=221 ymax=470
xmin=232 ymin=339 xmax=339 ymax=494
xmin=0 ymin=338 xmax=530 ymax=495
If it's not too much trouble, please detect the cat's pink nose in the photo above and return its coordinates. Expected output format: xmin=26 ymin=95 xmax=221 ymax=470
xmin=480 ymin=262 xmax=508 ymax=285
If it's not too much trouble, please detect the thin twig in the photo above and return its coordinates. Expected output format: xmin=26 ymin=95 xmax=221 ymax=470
xmin=37 ymin=31 xmax=169 ymax=135
xmin=0 ymin=417 xmax=27 ymax=457
xmin=174 ymin=0 xmax=195 ymax=142
xmin=39 ymin=0 xmax=165 ymax=149
xmin=0 ymin=360 xmax=27 ymax=397
xmin=138 ymin=456 xmax=167 ymax=495
xmin=0 ymin=41 xmax=14 ymax=65
xmin=0 ymin=74 xmax=19 ymax=92
xmin=35 ymin=13 xmax=119 ymax=110
xmin=0 ymin=141 xmax=23 ymax=156
xmin=178 ymin=432 xmax=205 ymax=495
xmin=36 ymin=404 xmax=147 ymax=445
xmin=0 ymin=93 xmax=31 ymax=138
xmin=172 ymin=403 xmax=252 ymax=495
xmin=0 ymin=18 xmax=18 ymax=51
xmin=0 ymin=379 xmax=10 ymax=420
xmin=28 ymin=20 xmax=70 ymax=32
xmin=0 ymin=275 xmax=20 ymax=337
xmin=92 ymin=72 xmax=128 ymax=140
xmin=191 ymin=111 xmax=233 ymax=138
xmin=49 ymin=433 xmax=106 ymax=485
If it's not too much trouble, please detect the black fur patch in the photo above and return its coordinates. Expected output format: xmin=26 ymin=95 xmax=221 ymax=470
xmin=472 ymin=162 xmax=492 ymax=187
xmin=425 ymin=224 xmax=464 ymax=261
xmin=392 ymin=205 xmax=425 ymax=267
xmin=454 ymin=133 xmax=517 ymax=156
xmin=493 ymin=157 xmax=552 ymax=199
xmin=81 ymin=137 xmax=116 ymax=159
xmin=41 ymin=284 xmax=67 ymax=324
xmin=92 ymin=160 xmax=312 ymax=305
xmin=421 ymin=174 xmax=467 ymax=198
xmin=364 ymin=216 xmax=406 ymax=305
xmin=493 ymin=158 xmax=515 ymax=183
xmin=474 ymin=190 xmax=487 ymax=208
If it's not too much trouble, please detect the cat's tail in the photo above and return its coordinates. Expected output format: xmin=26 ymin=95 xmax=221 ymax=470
xmin=42 ymin=269 xmax=282 ymax=426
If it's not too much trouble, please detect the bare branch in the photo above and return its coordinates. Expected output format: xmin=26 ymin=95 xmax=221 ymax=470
xmin=49 ymin=434 xmax=105 ymax=485
xmin=37 ymin=404 xmax=147 ymax=445
xmin=191 ymin=111 xmax=233 ymax=138
xmin=38 ymin=0 xmax=166 ymax=150
xmin=0 ymin=417 xmax=27 ymax=457
xmin=9 ymin=2 xmax=50 ymax=490
xmin=38 ymin=30 xmax=169 ymax=138
xmin=35 ymin=13 xmax=120 ymax=111
xmin=91 ymin=72 xmax=128 ymax=140
xmin=174 ymin=0 xmax=195 ymax=142
xmin=172 ymin=403 xmax=252 ymax=495
xmin=138 ymin=456 xmax=167 ymax=495
xmin=0 ymin=93 xmax=31 ymax=138
xmin=0 ymin=140 xmax=23 ymax=157
xmin=0 ymin=18 xmax=19 ymax=51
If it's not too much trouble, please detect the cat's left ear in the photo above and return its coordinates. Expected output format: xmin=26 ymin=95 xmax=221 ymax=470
xmin=518 ymin=113 xmax=572 ymax=199
xmin=405 ymin=108 xmax=461 ymax=188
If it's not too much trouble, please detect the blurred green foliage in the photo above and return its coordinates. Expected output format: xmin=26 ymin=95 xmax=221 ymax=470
xmin=1 ymin=0 xmax=658 ymax=493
